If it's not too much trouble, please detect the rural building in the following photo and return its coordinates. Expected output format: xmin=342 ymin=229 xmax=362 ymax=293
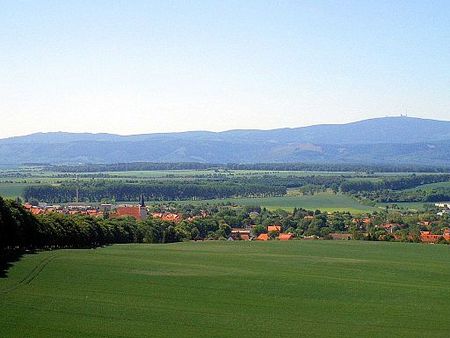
xmin=257 ymin=233 xmax=269 ymax=241
xmin=380 ymin=223 xmax=405 ymax=234
xmin=151 ymin=212 xmax=181 ymax=223
xmin=112 ymin=195 xmax=148 ymax=221
xmin=278 ymin=233 xmax=294 ymax=240
xmin=419 ymin=221 xmax=432 ymax=227
xmin=100 ymin=204 xmax=112 ymax=213
xmin=329 ymin=233 xmax=353 ymax=240
xmin=115 ymin=205 xmax=148 ymax=220
xmin=267 ymin=225 xmax=281 ymax=233
xmin=231 ymin=228 xmax=251 ymax=240
xmin=352 ymin=218 xmax=371 ymax=225
xmin=420 ymin=231 xmax=443 ymax=243
xmin=435 ymin=203 xmax=450 ymax=208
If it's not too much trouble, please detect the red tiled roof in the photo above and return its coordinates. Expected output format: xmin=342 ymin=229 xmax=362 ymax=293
xmin=267 ymin=225 xmax=281 ymax=232
xmin=30 ymin=208 xmax=43 ymax=215
xmin=116 ymin=206 xmax=144 ymax=220
xmin=420 ymin=231 xmax=443 ymax=243
xmin=257 ymin=233 xmax=269 ymax=241
xmin=278 ymin=233 xmax=294 ymax=240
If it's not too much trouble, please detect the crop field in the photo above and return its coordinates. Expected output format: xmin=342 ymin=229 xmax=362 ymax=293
xmin=1 ymin=241 xmax=450 ymax=337
xmin=377 ymin=201 xmax=432 ymax=211
xmin=0 ymin=183 xmax=29 ymax=198
xmin=171 ymin=191 xmax=376 ymax=213
xmin=1 ymin=168 xmax=449 ymax=213
xmin=405 ymin=181 xmax=450 ymax=191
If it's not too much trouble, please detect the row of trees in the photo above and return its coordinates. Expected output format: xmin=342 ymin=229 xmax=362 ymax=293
xmin=350 ymin=187 xmax=450 ymax=203
xmin=340 ymin=174 xmax=450 ymax=193
xmin=22 ymin=175 xmax=346 ymax=203
xmin=23 ymin=180 xmax=287 ymax=203
xmin=3 ymin=194 xmax=450 ymax=255
xmin=1 ymin=196 xmax=189 ymax=252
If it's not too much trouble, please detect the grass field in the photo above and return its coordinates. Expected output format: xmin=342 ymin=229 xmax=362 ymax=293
xmin=1 ymin=241 xmax=450 ymax=337
xmin=0 ymin=183 xmax=29 ymax=198
xmin=170 ymin=191 xmax=376 ymax=213
xmin=377 ymin=201 xmax=432 ymax=211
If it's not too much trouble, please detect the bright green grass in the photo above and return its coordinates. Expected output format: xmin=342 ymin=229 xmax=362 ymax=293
xmin=405 ymin=181 xmax=450 ymax=191
xmin=1 ymin=241 xmax=450 ymax=337
xmin=377 ymin=201 xmax=432 ymax=211
xmin=165 ymin=192 xmax=375 ymax=213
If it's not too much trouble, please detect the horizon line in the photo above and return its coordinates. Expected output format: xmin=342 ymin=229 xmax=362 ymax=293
xmin=2 ymin=114 xmax=448 ymax=140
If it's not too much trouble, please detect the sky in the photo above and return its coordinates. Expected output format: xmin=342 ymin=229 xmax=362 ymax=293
xmin=1 ymin=0 xmax=450 ymax=138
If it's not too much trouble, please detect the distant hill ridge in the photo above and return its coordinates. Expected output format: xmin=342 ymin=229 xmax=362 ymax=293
xmin=1 ymin=116 xmax=450 ymax=165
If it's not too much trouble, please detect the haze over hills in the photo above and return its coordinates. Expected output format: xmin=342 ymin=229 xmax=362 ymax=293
xmin=1 ymin=116 xmax=450 ymax=166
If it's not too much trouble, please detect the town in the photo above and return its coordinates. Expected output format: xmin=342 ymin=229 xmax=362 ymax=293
xmin=17 ymin=196 xmax=450 ymax=244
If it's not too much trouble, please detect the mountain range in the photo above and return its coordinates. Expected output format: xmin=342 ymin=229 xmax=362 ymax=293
xmin=1 ymin=116 xmax=450 ymax=166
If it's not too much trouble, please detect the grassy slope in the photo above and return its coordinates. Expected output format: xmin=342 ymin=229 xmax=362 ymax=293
xmin=1 ymin=241 xmax=450 ymax=337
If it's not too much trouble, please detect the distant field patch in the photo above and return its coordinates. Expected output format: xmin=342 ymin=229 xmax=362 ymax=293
xmin=164 ymin=191 xmax=375 ymax=213
xmin=0 ymin=183 xmax=28 ymax=198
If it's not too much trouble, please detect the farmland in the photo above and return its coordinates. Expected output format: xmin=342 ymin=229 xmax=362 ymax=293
xmin=175 ymin=191 xmax=375 ymax=213
xmin=1 ymin=241 xmax=450 ymax=337
xmin=3 ymin=166 xmax=450 ymax=213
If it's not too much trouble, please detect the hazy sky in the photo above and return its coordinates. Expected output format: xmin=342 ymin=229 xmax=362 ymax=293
xmin=1 ymin=1 xmax=450 ymax=138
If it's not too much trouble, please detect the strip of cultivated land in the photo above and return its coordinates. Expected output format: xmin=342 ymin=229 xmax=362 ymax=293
xmin=1 ymin=241 xmax=450 ymax=337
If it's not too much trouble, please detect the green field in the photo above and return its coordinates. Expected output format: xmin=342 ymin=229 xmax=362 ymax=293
xmin=0 ymin=183 xmax=29 ymax=198
xmin=406 ymin=181 xmax=450 ymax=191
xmin=2 ymin=241 xmax=450 ymax=337
xmin=377 ymin=201 xmax=432 ymax=211
xmin=169 ymin=191 xmax=376 ymax=213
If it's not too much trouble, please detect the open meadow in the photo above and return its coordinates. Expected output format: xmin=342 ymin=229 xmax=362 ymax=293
xmin=1 ymin=241 xmax=450 ymax=337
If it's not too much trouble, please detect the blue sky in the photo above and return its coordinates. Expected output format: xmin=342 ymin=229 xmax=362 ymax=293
xmin=1 ymin=0 xmax=449 ymax=137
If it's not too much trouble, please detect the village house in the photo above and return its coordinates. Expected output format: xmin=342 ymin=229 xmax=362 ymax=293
xmin=379 ymin=223 xmax=405 ymax=234
xmin=267 ymin=225 xmax=281 ymax=233
xmin=151 ymin=212 xmax=181 ymax=223
xmin=256 ymin=233 xmax=269 ymax=241
xmin=112 ymin=195 xmax=148 ymax=221
xmin=329 ymin=233 xmax=353 ymax=240
xmin=231 ymin=228 xmax=251 ymax=240
xmin=114 ymin=205 xmax=147 ymax=220
xmin=352 ymin=218 xmax=371 ymax=225
xmin=420 ymin=231 xmax=444 ymax=243
xmin=418 ymin=221 xmax=432 ymax=227
xmin=435 ymin=202 xmax=450 ymax=208
xmin=278 ymin=233 xmax=294 ymax=240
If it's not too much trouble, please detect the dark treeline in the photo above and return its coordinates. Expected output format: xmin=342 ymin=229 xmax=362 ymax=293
xmin=353 ymin=188 xmax=450 ymax=203
xmin=0 ymin=196 xmax=225 ymax=253
xmin=23 ymin=173 xmax=450 ymax=204
xmin=23 ymin=180 xmax=286 ymax=203
xmin=340 ymin=174 xmax=450 ymax=193
xmin=45 ymin=162 xmax=450 ymax=173
xmin=23 ymin=176 xmax=347 ymax=203
xmin=1 ymin=196 xmax=139 ymax=251
xmin=340 ymin=174 xmax=450 ymax=203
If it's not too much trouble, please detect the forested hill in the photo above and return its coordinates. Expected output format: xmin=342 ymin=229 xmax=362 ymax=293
xmin=1 ymin=116 xmax=450 ymax=165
